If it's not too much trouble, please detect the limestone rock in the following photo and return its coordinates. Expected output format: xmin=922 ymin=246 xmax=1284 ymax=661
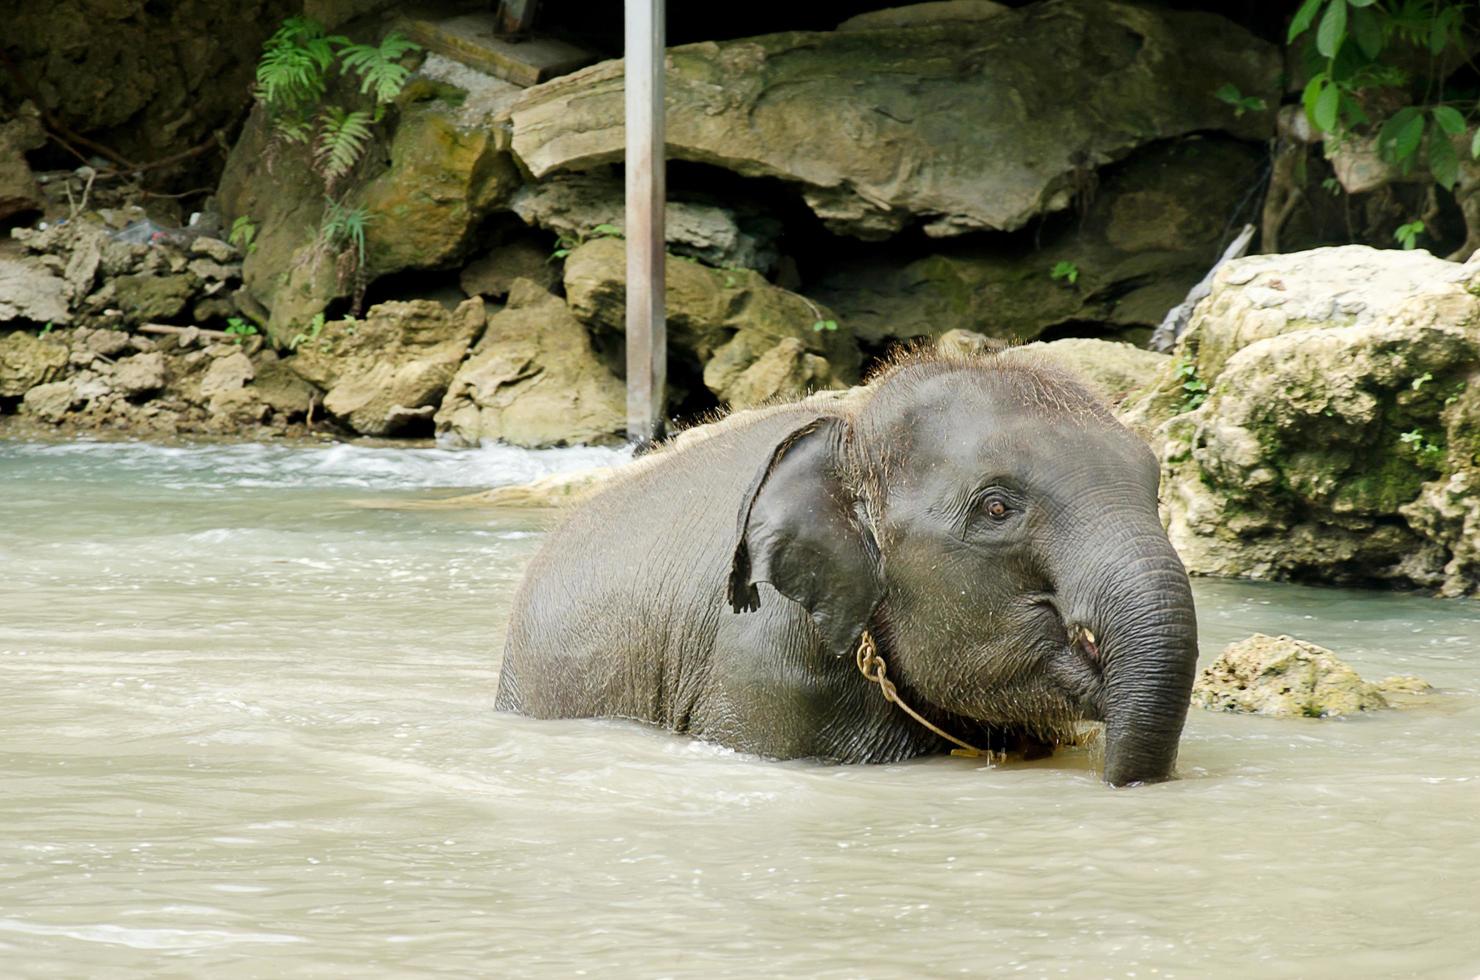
xmin=4 ymin=1 xmax=292 ymax=170
xmin=0 ymin=330 xmax=69 ymax=396
xmin=114 ymin=273 xmax=194 ymax=323
xmin=292 ymin=298 xmax=484 ymax=437
xmin=0 ymin=107 xmax=46 ymax=223
xmin=358 ymin=96 xmax=520 ymax=277
xmin=221 ymin=81 xmax=519 ymax=342
xmin=249 ymin=353 xmax=318 ymax=419
xmin=21 ymin=379 xmax=77 ymax=421
xmin=838 ymin=1 xmax=1009 ymax=31
xmin=112 ymin=351 xmax=166 ymax=398
xmin=1120 ymin=245 xmax=1480 ymax=595
xmin=0 ymin=260 xmax=70 ymax=325
xmin=507 ymin=0 xmax=1276 ymax=239
xmin=198 ymin=348 xmax=255 ymax=398
xmin=1002 ymin=338 xmax=1169 ymax=406
xmin=509 ymin=173 xmax=781 ymax=271
xmin=190 ymin=237 xmax=237 ymax=263
xmin=720 ymin=337 xmax=842 ymax=409
xmin=563 ymin=236 xmax=858 ymax=406
xmin=1192 ymin=634 xmax=1389 ymax=718
xmin=935 ymin=329 xmax=1003 ymax=357
xmin=460 ymin=239 xmax=559 ymax=299
xmin=435 ymin=281 xmax=623 ymax=447
xmin=814 ymin=137 xmax=1266 ymax=344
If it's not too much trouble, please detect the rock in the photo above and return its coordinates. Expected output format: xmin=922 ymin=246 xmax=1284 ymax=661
xmin=61 ymin=224 xmax=107 ymax=301
xmin=721 ymin=337 xmax=842 ymax=409
xmin=435 ymin=280 xmax=624 ymax=447
xmin=459 ymin=239 xmax=559 ymax=299
xmin=190 ymin=237 xmax=237 ymax=263
xmin=838 ymin=1 xmax=1009 ymax=30
xmin=1192 ymin=634 xmax=1389 ymax=718
xmin=75 ymin=326 xmax=132 ymax=359
xmin=813 ymin=137 xmax=1266 ymax=344
xmin=563 ymin=236 xmax=858 ymax=406
xmin=1001 ymin=338 xmax=1169 ymax=406
xmin=221 ymin=81 xmax=520 ymax=342
xmin=187 ymin=258 xmax=239 ymax=283
xmin=358 ymin=94 xmax=521 ymax=277
xmin=113 ymin=273 xmax=194 ymax=323
xmin=111 ymin=351 xmax=166 ymax=398
xmin=935 ymin=329 xmax=1003 ymax=357
xmin=0 ymin=107 xmax=47 ymax=223
xmin=248 ymin=353 xmax=318 ymax=419
xmin=198 ymin=348 xmax=255 ymax=398
xmin=509 ymin=173 xmax=781 ymax=271
xmin=0 ymin=259 xmax=70 ymax=325
xmin=292 ymin=298 xmax=483 ymax=437
xmin=20 ymin=379 xmax=77 ymax=421
xmin=507 ymin=0 xmax=1276 ymax=239
xmin=1378 ymin=675 xmax=1434 ymax=695
xmin=4 ymin=1 xmax=288 ymax=172
xmin=0 ymin=330 xmax=69 ymax=396
xmin=1121 ymin=245 xmax=1480 ymax=595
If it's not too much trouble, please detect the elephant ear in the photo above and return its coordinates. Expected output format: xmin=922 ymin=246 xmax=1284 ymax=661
xmin=727 ymin=416 xmax=882 ymax=658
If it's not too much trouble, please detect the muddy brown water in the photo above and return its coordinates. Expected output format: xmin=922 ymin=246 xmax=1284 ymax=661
xmin=2 ymin=440 xmax=1478 ymax=978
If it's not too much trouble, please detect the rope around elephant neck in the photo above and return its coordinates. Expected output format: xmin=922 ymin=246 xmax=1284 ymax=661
xmin=854 ymin=630 xmax=998 ymax=761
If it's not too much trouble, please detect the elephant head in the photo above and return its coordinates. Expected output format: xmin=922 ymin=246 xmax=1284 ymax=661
xmin=729 ymin=355 xmax=1198 ymax=786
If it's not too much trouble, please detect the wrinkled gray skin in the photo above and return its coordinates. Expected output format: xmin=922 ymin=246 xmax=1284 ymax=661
xmin=496 ymin=356 xmax=1198 ymax=786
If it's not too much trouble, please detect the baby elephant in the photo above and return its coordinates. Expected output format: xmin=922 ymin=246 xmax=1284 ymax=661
xmin=496 ymin=353 xmax=1198 ymax=786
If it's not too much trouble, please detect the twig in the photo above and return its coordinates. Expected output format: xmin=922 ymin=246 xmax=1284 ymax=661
xmin=139 ymin=323 xmax=234 ymax=341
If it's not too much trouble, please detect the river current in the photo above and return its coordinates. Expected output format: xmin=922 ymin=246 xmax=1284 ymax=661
xmin=2 ymin=439 xmax=1477 ymax=978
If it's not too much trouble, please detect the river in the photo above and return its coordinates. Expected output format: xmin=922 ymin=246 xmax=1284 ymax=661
xmin=2 ymin=439 xmax=1477 ymax=978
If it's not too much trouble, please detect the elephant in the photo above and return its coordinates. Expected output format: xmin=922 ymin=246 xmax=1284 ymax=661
xmin=495 ymin=352 xmax=1199 ymax=786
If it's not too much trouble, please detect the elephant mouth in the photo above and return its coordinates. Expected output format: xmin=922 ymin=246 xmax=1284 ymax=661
xmin=1033 ymin=598 xmax=1107 ymax=720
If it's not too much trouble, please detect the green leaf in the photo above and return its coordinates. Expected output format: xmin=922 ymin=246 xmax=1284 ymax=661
xmin=1302 ymin=75 xmax=1328 ymax=130
xmin=1429 ymin=8 xmax=1451 ymax=53
xmin=1350 ymin=5 xmax=1383 ymax=59
xmin=1314 ymin=81 xmax=1341 ymax=133
xmin=1345 ymin=0 xmax=1375 ymax=6
xmin=1316 ymin=0 xmax=1347 ymax=58
xmin=1429 ymin=133 xmax=1459 ymax=191
xmin=1378 ymin=108 xmax=1425 ymax=165
xmin=1288 ymin=0 xmax=1325 ymax=42
xmin=1432 ymin=105 xmax=1466 ymax=136
xmin=1471 ymin=129 xmax=1480 ymax=159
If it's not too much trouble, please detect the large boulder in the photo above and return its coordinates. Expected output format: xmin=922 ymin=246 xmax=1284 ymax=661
xmin=506 ymin=0 xmax=1275 ymax=239
xmin=563 ymin=236 xmax=858 ymax=407
xmin=813 ymin=137 xmax=1266 ymax=345
xmin=1122 ymin=246 xmax=1480 ymax=595
xmin=435 ymin=280 xmax=624 ymax=448
xmin=220 ymin=63 xmax=521 ymax=343
xmin=291 ymin=298 xmax=484 ymax=436
xmin=1192 ymin=634 xmax=1389 ymax=718
xmin=509 ymin=172 xmax=781 ymax=272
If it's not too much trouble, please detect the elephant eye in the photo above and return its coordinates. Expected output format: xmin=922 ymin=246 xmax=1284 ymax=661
xmin=984 ymin=497 xmax=1010 ymax=519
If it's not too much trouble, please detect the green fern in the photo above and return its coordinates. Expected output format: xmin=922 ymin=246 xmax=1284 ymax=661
xmin=255 ymin=17 xmax=344 ymax=113
xmin=337 ymin=33 xmax=420 ymax=105
xmin=321 ymin=198 xmax=373 ymax=266
xmin=314 ymin=107 xmax=373 ymax=187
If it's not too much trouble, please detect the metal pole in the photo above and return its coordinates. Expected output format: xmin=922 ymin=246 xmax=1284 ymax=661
xmin=624 ymin=0 xmax=666 ymax=446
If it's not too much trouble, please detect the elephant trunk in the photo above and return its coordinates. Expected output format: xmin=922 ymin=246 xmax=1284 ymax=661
xmin=1058 ymin=523 xmax=1199 ymax=787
